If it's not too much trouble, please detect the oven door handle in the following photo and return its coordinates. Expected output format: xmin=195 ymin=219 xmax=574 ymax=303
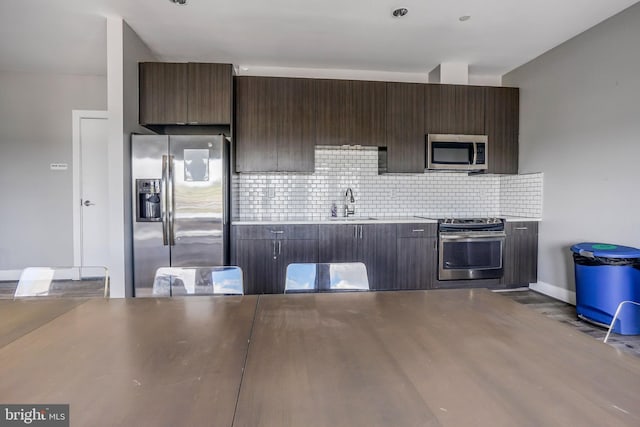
xmin=440 ymin=232 xmax=506 ymax=241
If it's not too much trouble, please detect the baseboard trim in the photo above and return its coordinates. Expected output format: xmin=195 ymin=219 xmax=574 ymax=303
xmin=530 ymin=281 xmax=576 ymax=305
xmin=0 ymin=270 xmax=22 ymax=281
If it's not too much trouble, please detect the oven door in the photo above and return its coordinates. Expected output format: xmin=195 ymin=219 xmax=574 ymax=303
xmin=438 ymin=231 xmax=506 ymax=280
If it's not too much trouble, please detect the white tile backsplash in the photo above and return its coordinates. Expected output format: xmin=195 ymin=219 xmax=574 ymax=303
xmin=233 ymin=146 xmax=543 ymax=220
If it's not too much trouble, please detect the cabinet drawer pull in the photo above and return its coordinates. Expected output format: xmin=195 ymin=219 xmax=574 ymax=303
xmin=412 ymin=229 xmax=425 ymax=233
xmin=515 ymin=227 xmax=528 ymax=230
xmin=269 ymin=230 xmax=284 ymax=234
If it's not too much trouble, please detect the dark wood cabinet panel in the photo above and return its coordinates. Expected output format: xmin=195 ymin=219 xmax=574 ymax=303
xmin=385 ymin=82 xmax=425 ymax=173
xmin=396 ymin=223 xmax=437 ymax=238
xmin=187 ymin=63 xmax=232 ymax=125
xmin=351 ymin=80 xmax=386 ymax=146
xmin=502 ymin=222 xmax=538 ymax=287
xmin=234 ymin=225 xmax=320 ymax=294
xmin=235 ymin=76 xmax=279 ymax=172
xmin=318 ymin=224 xmax=360 ymax=262
xmin=318 ymin=224 xmax=396 ymax=290
xmin=486 ymin=87 xmax=519 ymax=174
xmin=396 ymin=237 xmax=436 ymax=290
xmin=235 ymin=239 xmax=279 ymax=295
xmin=139 ymin=62 xmax=231 ymax=126
xmin=139 ymin=62 xmax=188 ymax=125
xmin=425 ymin=84 xmax=485 ymax=135
xmin=361 ymin=224 xmax=397 ymax=290
xmin=315 ymin=79 xmax=351 ymax=145
xmin=277 ymin=77 xmax=316 ymax=172
xmin=235 ymin=76 xmax=315 ymax=172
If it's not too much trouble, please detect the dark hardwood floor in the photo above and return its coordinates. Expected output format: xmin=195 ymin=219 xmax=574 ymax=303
xmin=497 ymin=289 xmax=640 ymax=358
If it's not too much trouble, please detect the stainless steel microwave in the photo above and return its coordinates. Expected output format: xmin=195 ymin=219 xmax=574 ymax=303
xmin=427 ymin=134 xmax=488 ymax=171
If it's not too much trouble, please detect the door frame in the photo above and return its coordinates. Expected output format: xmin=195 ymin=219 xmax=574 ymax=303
xmin=72 ymin=110 xmax=109 ymax=267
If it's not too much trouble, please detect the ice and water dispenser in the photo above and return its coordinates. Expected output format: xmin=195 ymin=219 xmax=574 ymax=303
xmin=136 ymin=179 xmax=162 ymax=222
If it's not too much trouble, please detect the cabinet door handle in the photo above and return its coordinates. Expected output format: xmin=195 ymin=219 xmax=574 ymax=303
xmin=353 ymin=226 xmax=357 ymax=239
xmin=272 ymin=241 xmax=277 ymax=260
xmin=278 ymin=241 xmax=281 ymax=255
xmin=359 ymin=225 xmax=363 ymax=239
xmin=412 ymin=229 xmax=425 ymax=233
xmin=269 ymin=230 xmax=284 ymax=234
xmin=515 ymin=227 xmax=528 ymax=230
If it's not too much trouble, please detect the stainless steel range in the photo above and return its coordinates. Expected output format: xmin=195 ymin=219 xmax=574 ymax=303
xmin=438 ymin=218 xmax=506 ymax=280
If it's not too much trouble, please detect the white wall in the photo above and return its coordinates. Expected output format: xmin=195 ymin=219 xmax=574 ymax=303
xmin=0 ymin=71 xmax=106 ymax=271
xmin=504 ymin=3 xmax=640 ymax=300
xmin=106 ymin=18 xmax=156 ymax=297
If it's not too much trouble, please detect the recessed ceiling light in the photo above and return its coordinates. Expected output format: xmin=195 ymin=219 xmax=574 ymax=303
xmin=459 ymin=15 xmax=471 ymax=22
xmin=392 ymin=8 xmax=408 ymax=18
xmin=170 ymin=0 xmax=187 ymax=5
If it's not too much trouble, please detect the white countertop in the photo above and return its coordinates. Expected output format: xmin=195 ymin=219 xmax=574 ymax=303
xmin=232 ymin=216 xmax=540 ymax=225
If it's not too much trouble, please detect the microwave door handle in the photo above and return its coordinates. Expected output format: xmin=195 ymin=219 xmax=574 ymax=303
xmin=472 ymin=142 xmax=477 ymax=165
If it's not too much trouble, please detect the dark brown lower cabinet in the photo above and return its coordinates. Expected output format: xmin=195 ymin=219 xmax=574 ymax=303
xmin=395 ymin=224 xmax=437 ymax=290
xmin=235 ymin=239 xmax=279 ymax=294
xmin=361 ymin=224 xmax=396 ymax=290
xmin=233 ymin=225 xmax=319 ymax=294
xmin=396 ymin=238 xmax=437 ymax=290
xmin=502 ymin=222 xmax=538 ymax=286
xmin=318 ymin=224 xmax=396 ymax=291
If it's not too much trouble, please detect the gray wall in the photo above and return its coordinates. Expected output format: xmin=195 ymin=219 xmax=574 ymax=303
xmin=504 ymin=3 xmax=640 ymax=297
xmin=121 ymin=21 xmax=156 ymax=295
xmin=0 ymin=71 xmax=106 ymax=270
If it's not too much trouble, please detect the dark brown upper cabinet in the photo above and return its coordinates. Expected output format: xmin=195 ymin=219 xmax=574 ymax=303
xmin=186 ymin=63 xmax=232 ymax=125
xmin=315 ymin=79 xmax=351 ymax=145
xmin=351 ymin=80 xmax=386 ymax=146
xmin=139 ymin=62 xmax=188 ymax=125
xmin=315 ymin=80 xmax=386 ymax=146
xmin=385 ymin=82 xmax=425 ymax=173
xmin=139 ymin=62 xmax=232 ymax=126
xmin=425 ymin=84 xmax=485 ymax=135
xmin=235 ymin=76 xmax=315 ymax=172
xmin=485 ymin=87 xmax=519 ymax=174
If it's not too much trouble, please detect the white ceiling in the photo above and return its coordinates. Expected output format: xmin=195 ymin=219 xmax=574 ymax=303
xmin=0 ymin=0 xmax=638 ymax=78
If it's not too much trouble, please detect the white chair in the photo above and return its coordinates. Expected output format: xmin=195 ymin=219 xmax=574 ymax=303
xmin=603 ymin=300 xmax=640 ymax=343
xmin=285 ymin=262 xmax=370 ymax=293
xmin=14 ymin=266 xmax=109 ymax=298
xmin=152 ymin=266 xmax=244 ymax=297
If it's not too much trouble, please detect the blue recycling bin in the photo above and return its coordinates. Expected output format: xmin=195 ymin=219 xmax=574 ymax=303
xmin=571 ymin=243 xmax=640 ymax=335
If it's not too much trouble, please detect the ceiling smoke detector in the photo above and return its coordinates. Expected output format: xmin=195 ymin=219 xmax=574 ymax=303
xmin=392 ymin=8 xmax=408 ymax=18
xmin=170 ymin=0 xmax=188 ymax=5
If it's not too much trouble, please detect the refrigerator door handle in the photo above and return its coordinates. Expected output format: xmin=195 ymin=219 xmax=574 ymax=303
xmin=161 ymin=155 xmax=169 ymax=246
xmin=168 ymin=154 xmax=176 ymax=246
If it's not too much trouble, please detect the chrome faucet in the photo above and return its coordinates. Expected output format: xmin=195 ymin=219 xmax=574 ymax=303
xmin=344 ymin=188 xmax=355 ymax=217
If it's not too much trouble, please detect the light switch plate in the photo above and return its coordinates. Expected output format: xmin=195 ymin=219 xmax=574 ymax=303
xmin=50 ymin=163 xmax=68 ymax=171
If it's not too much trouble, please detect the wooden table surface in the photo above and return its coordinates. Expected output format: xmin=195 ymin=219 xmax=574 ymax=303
xmin=234 ymin=290 xmax=640 ymax=427
xmin=1 ymin=290 xmax=639 ymax=427
xmin=0 ymin=298 xmax=87 ymax=349
xmin=0 ymin=296 xmax=257 ymax=427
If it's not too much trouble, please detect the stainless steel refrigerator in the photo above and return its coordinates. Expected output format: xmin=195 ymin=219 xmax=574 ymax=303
xmin=131 ymin=134 xmax=229 ymax=297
